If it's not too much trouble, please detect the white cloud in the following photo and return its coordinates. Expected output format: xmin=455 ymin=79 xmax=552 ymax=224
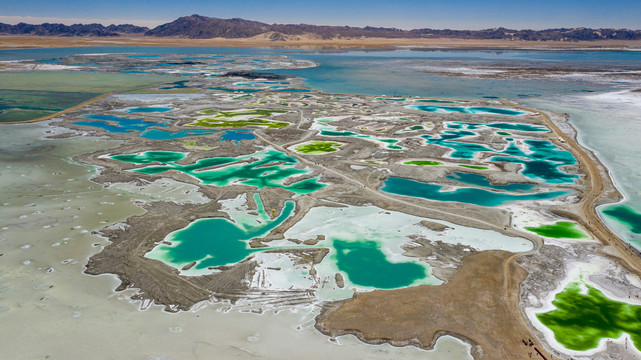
xmin=0 ymin=15 xmax=167 ymax=28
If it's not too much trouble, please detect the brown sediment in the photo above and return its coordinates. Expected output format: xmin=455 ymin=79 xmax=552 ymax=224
xmin=305 ymin=98 xmax=636 ymax=359
xmin=2 ymin=35 xmax=641 ymax=50
xmin=315 ymin=251 xmax=551 ymax=359
xmin=403 ymin=237 xmax=476 ymax=281
xmin=85 ymin=199 xmax=324 ymax=311
xmin=418 ymin=219 xmax=451 ymax=232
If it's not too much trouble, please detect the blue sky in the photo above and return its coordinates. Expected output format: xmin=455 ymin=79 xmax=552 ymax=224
xmin=1 ymin=0 xmax=640 ymax=30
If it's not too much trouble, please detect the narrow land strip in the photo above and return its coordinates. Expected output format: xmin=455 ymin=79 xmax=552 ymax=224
xmin=505 ymin=100 xmax=641 ymax=274
xmin=254 ymin=130 xmax=543 ymax=251
xmin=0 ymin=93 xmax=113 ymax=125
xmin=2 ymin=35 xmax=641 ymax=49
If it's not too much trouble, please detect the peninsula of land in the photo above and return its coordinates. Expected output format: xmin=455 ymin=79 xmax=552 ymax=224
xmin=4 ymin=35 xmax=641 ymax=49
xmin=3 ymin=47 xmax=641 ymax=360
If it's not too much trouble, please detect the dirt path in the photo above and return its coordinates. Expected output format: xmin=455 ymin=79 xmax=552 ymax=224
xmin=2 ymin=35 xmax=640 ymax=50
xmin=505 ymin=100 xmax=641 ymax=274
xmin=254 ymin=130 xmax=542 ymax=248
xmin=312 ymin=101 xmax=638 ymax=359
xmin=1 ymin=93 xmax=112 ymax=125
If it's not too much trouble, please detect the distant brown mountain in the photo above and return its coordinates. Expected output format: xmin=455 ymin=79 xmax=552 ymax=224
xmin=2 ymin=14 xmax=641 ymax=41
xmin=145 ymin=15 xmax=268 ymax=38
xmin=144 ymin=14 xmax=641 ymax=41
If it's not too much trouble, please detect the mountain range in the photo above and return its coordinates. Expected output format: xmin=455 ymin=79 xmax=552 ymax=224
xmin=2 ymin=14 xmax=641 ymax=41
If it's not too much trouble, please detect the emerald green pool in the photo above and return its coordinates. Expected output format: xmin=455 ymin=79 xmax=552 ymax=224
xmin=111 ymin=149 xmax=325 ymax=194
xmin=148 ymin=197 xmax=432 ymax=288
xmin=423 ymin=127 xmax=578 ymax=183
xmin=407 ymin=105 xmax=527 ymax=116
xmin=147 ymin=194 xmax=295 ymax=270
xmin=333 ymin=240 xmax=426 ymax=289
xmin=112 ymin=151 xmax=185 ymax=164
xmin=382 ymin=177 xmax=569 ymax=206
xmin=395 ymin=125 xmax=427 ymax=135
xmin=447 ymin=122 xmax=548 ymax=132
xmin=525 ymin=221 xmax=589 ymax=239
xmin=537 ymin=281 xmax=641 ymax=352
xmin=602 ymin=205 xmax=641 ymax=235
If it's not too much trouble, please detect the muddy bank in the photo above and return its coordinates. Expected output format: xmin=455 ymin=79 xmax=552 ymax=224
xmin=315 ymin=250 xmax=551 ymax=359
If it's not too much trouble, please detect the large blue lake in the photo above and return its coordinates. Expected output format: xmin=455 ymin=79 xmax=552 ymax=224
xmin=3 ymin=46 xmax=639 ymax=99
xmin=3 ymin=46 xmax=641 ymax=247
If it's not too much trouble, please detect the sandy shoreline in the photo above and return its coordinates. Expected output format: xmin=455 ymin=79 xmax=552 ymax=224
xmin=2 ymin=35 xmax=641 ymax=50
xmin=507 ymin=100 xmax=641 ymax=273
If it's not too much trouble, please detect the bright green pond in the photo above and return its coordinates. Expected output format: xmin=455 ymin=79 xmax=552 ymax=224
xmin=537 ymin=281 xmax=641 ymax=352
xmin=525 ymin=221 xmax=589 ymax=239
xmin=404 ymin=160 xmax=443 ymax=166
xmin=191 ymin=108 xmax=290 ymax=129
xmin=190 ymin=117 xmax=288 ymax=129
xmin=294 ymin=141 xmax=343 ymax=154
